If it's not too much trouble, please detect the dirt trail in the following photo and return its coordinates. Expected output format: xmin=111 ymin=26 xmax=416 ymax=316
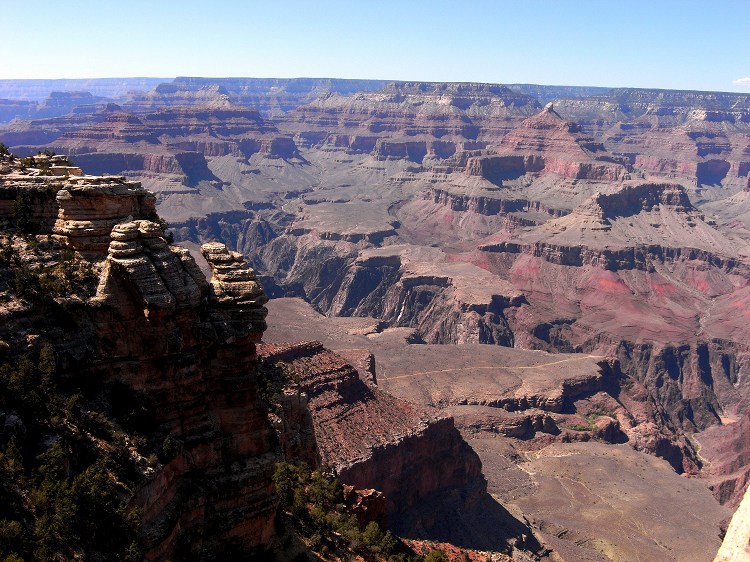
xmin=383 ymin=355 xmax=603 ymax=381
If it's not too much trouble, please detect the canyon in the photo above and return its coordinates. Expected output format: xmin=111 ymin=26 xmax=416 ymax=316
xmin=2 ymin=76 xmax=750 ymax=561
xmin=0 ymin=154 xmax=537 ymax=560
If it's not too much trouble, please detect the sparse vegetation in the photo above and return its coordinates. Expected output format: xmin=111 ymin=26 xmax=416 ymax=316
xmin=12 ymin=191 xmax=33 ymax=234
xmin=568 ymin=412 xmax=615 ymax=432
xmin=273 ymin=461 xmax=457 ymax=561
xmin=0 ymin=234 xmax=167 ymax=561
xmin=423 ymin=551 xmax=449 ymax=562
xmin=18 ymin=156 xmax=35 ymax=171
xmin=274 ymin=461 xmax=399 ymax=558
xmin=2 ymin=238 xmax=98 ymax=304
xmin=0 ymin=346 xmax=145 ymax=561
xmin=258 ymin=360 xmax=300 ymax=413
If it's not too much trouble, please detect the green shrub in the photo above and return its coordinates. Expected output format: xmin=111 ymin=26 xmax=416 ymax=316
xmin=273 ymin=462 xmax=303 ymax=511
xmin=160 ymin=434 xmax=180 ymax=462
xmin=273 ymin=461 xmax=405 ymax=558
xmin=18 ymin=157 xmax=35 ymax=170
xmin=0 ymin=239 xmax=15 ymax=268
xmin=424 ymin=550 xmax=449 ymax=562
xmin=0 ymin=342 xmax=146 ymax=561
xmin=12 ymin=191 xmax=32 ymax=234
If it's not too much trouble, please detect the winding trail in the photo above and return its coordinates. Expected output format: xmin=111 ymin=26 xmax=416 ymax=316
xmin=383 ymin=354 xmax=603 ymax=381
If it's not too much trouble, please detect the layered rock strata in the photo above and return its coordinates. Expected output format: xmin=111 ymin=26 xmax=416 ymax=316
xmin=53 ymin=104 xmax=295 ymax=161
xmin=94 ymin=220 xmax=206 ymax=311
xmin=479 ymin=181 xmax=746 ymax=271
xmin=278 ymin=81 xmax=540 ymax=159
xmin=465 ymin=104 xmax=632 ymax=184
xmin=90 ymin=237 xmax=276 ymax=559
xmin=257 ymin=341 xmax=485 ymax=518
xmin=1 ymin=162 xmax=279 ymax=559
xmin=549 ymin=89 xmax=750 ymax=189
xmin=53 ymin=175 xmax=156 ymax=256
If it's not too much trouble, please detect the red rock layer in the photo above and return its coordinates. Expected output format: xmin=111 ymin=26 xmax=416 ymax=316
xmin=466 ymin=104 xmax=630 ymax=183
xmin=91 ymin=239 xmax=275 ymax=559
xmin=1 ymin=165 xmax=278 ymax=559
xmin=257 ymin=341 xmax=485 ymax=516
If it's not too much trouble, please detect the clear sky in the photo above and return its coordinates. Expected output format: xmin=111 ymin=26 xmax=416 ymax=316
xmin=1 ymin=0 xmax=749 ymax=92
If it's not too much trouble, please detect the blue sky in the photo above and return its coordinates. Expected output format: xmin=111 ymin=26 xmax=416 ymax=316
xmin=1 ymin=0 xmax=749 ymax=92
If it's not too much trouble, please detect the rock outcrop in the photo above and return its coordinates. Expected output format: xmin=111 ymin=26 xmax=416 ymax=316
xmin=256 ymin=340 xmax=542 ymax=554
xmin=1 ymin=159 xmax=278 ymax=559
xmin=257 ymin=341 xmax=484 ymax=517
xmin=89 ymin=234 xmax=277 ymax=559
xmin=1 ymin=154 xmax=155 ymax=249
xmin=53 ymin=175 xmax=156 ymax=256
xmin=465 ymin=104 xmax=631 ymax=185
xmin=95 ymin=220 xmax=206 ymax=311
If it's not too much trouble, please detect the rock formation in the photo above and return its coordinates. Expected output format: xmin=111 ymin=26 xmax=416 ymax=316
xmin=471 ymin=103 xmax=632 ymax=183
xmin=84 ymin=231 xmax=278 ymax=558
xmin=256 ymin=340 xmax=544 ymax=554
xmin=54 ymin=175 xmax=156 ymax=256
xmin=1 ymin=158 xmax=278 ymax=558
xmin=257 ymin=341 xmax=484 ymax=513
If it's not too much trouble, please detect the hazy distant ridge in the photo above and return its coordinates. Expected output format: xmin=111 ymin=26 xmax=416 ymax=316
xmin=0 ymin=78 xmax=169 ymax=101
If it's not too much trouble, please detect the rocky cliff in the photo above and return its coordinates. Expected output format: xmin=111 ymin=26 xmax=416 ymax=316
xmin=93 ymin=235 xmax=276 ymax=559
xmin=258 ymin=341 xmax=484 ymax=512
xmin=256 ymin=340 xmax=544 ymax=554
xmin=0 ymin=158 xmax=278 ymax=559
